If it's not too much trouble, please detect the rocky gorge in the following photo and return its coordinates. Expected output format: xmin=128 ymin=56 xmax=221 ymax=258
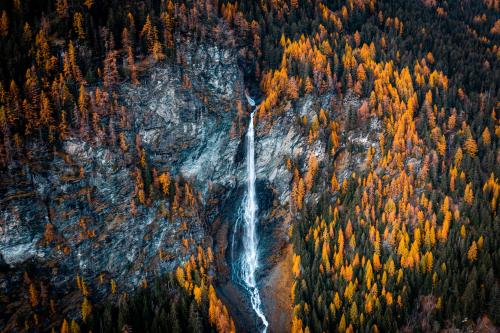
xmin=0 ymin=36 xmax=373 ymax=332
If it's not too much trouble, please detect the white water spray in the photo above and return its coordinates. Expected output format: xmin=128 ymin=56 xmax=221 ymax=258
xmin=238 ymin=94 xmax=269 ymax=332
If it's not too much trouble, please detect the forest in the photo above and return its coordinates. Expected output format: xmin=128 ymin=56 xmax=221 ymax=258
xmin=0 ymin=0 xmax=498 ymax=332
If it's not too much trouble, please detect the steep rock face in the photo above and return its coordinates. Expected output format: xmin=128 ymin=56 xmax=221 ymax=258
xmin=0 ymin=42 xmax=245 ymax=291
xmin=0 ymin=42 xmax=247 ymax=331
xmin=123 ymin=41 xmax=245 ymax=194
xmin=255 ymin=94 xmax=333 ymax=203
xmin=0 ymin=190 xmax=47 ymax=265
xmin=0 ymin=139 xmax=206 ymax=284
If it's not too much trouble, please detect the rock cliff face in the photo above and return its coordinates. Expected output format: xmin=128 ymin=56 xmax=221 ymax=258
xmin=0 ymin=36 xmax=366 ymax=331
xmin=0 ymin=40 xmax=248 ymax=330
xmin=0 ymin=41 xmax=248 ymax=300
xmin=122 ymin=43 xmax=244 ymax=194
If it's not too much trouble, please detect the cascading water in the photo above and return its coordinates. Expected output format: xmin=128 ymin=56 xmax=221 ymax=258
xmin=233 ymin=94 xmax=269 ymax=332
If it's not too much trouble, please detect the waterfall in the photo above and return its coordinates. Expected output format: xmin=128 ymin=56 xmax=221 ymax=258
xmin=235 ymin=93 xmax=268 ymax=332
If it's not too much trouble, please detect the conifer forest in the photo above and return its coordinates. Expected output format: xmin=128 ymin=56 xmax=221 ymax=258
xmin=0 ymin=0 xmax=499 ymax=332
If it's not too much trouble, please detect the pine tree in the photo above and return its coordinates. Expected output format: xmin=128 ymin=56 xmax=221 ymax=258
xmin=110 ymin=279 xmax=117 ymax=294
xmin=73 ymin=13 xmax=85 ymax=40
xmin=464 ymin=136 xmax=478 ymax=157
xmin=70 ymin=320 xmax=80 ymax=333
xmin=297 ymin=178 xmax=305 ymax=210
xmin=0 ymin=11 xmax=8 ymax=37
xmin=193 ymin=285 xmax=202 ymax=304
xmin=39 ymin=92 xmax=52 ymax=127
xmin=141 ymin=15 xmax=154 ymax=52
xmin=56 ymin=0 xmax=69 ymax=18
xmin=467 ymin=241 xmax=478 ymax=262
xmin=464 ymin=183 xmax=474 ymax=205
xmin=350 ymin=302 xmax=358 ymax=324
xmin=292 ymin=254 xmax=301 ymax=277
xmin=481 ymin=127 xmax=491 ymax=146
xmin=356 ymin=64 xmax=366 ymax=82
xmin=188 ymin=302 xmax=203 ymax=332
xmin=60 ymin=319 xmax=69 ymax=333
xmin=304 ymin=77 xmax=313 ymax=94
xmin=29 ymin=282 xmax=38 ymax=307
xmin=158 ymin=172 xmax=171 ymax=195
xmin=331 ymin=173 xmax=339 ymax=192
xmin=287 ymin=77 xmax=299 ymax=99
xmin=83 ymin=0 xmax=93 ymax=9
xmin=103 ymin=51 xmax=119 ymax=88
xmin=338 ymin=313 xmax=346 ymax=332
xmin=81 ymin=297 xmax=92 ymax=322
xmin=122 ymin=28 xmax=139 ymax=84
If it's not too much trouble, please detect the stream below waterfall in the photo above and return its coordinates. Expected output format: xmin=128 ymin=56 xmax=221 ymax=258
xmin=230 ymin=94 xmax=269 ymax=332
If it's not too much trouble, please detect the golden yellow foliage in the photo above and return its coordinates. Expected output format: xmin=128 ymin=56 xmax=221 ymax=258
xmin=464 ymin=136 xmax=478 ymax=157
xmin=464 ymin=183 xmax=474 ymax=205
xmin=467 ymin=241 xmax=478 ymax=262
xmin=81 ymin=297 xmax=92 ymax=322
xmin=292 ymin=254 xmax=301 ymax=278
